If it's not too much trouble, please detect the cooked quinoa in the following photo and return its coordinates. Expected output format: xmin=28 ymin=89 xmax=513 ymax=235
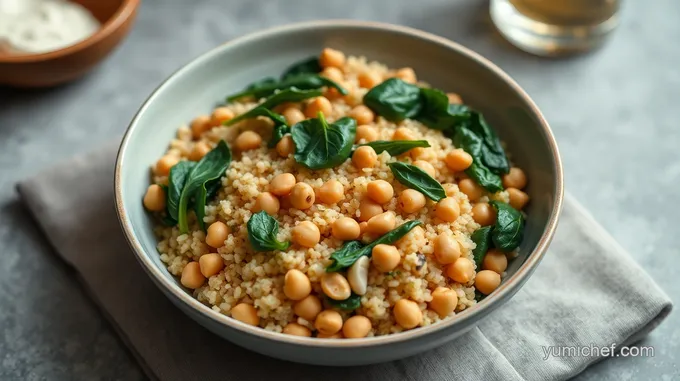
xmin=143 ymin=48 xmax=530 ymax=338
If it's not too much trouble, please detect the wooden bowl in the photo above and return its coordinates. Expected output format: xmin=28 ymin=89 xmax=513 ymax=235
xmin=0 ymin=0 xmax=139 ymax=87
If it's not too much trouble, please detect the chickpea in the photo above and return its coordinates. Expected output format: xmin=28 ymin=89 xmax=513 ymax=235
xmin=507 ymin=187 xmax=530 ymax=210
xmin=472 ymin=202 xmax=497 ymax=226
xmin=359 ymin=199 xmax=383 ymax=221
xmin=433 ymin=233 xmax=461 ymax=265
xmin=317 ymin=179 xmax=344 ymax=204
xmin=475 ymin=270 xmax=501 ymax=295
xmin=332 ymin=217 xmax=361 ymax=240
xmin=372 ymin=244 xmax=400 ymax=272
xmin=352 ymin=146 xmax=377 ymax=170
xmin=446 ymin=257 xmax=475 ymax=283
xmin=320 ymin=48 xmax=346 ymax=69
xmin=293 ymin=295 xmax=322 ymax=321
xmin=447 ymin=93 xmax=463 ymax=104
xmin=198 ymin=253 xmax=223 ymax=277
xmin=180 ymin=262 xmax=205 ymax=289
xmin=292 ymin=221 xmax=320 ymax=248
xmin=189 ymin=141 xmax=212 ymax=161
xmin=445 ymin=149 xmax=473 ymax=172
xmin=358 ymin=71 xmax=382 ymax=89
xmin=304 ymin=96 xmax=332 ymax=118
xmin=409 ymin=147 xmax=431 ymax=161
xmin=393 ymin=299 xmax=422 ymax=329
xmin=190 ymin=115 xmax=211 ymax=139
xmin=315 ymin=310 xmax=343 ymax=335
xmin=211 ymin=107 xmax=234 ymax=126
xmin=321 ymin=66 xmax=344 ymax=82
xmin=413 ymin=160 xmax=436 ymax=178
xmin=503 ymin=167 xmax=527 ymax=189
xmin=367 ymin=211 xmax=396 ymax=235
xmin=392 ymin=127 xmax=415 ymax=141
xmin=269 ymin=173 xmax=296 ymax=196
xmin=398 ymin=189 xmax=426 ymax=214
xmin=349 ymin=105 xmax=375 ymax=125
xmin=284 ymin=269 xmax=312 ymax=300
xmin=317 ymin=332 xmax=344 ymax=339
xmin=276 ymin=135 xmax=296 ymax=158
xmin=435 ymin=197 xmax=460 ymax=222
xmin=231 ymin=303 xmax=260 ymax=326
xmin=366 ymin=180 xmax=394 ymax=204
xmin=290 ymin=182 xmax=315 ymax=210
xmin=483 ymin=249 xmax=508 ymax=274
xmin=282 ymin=107 xmax=306 ymax=125
xmin=321 ymin=273 xmax=351 ymax=301
xmin=253 ymin=192 xmax=280 ymax=215
xmin=429 ymin=287 xmax=458 ymax=318
xmin=458 ymin=179 xmax=483 ymax=202
xmin=342 ymin=315 xmax=372 ymax=338
xmin=355 ymin=125 xmax=379 ymax=143
xmin=283 ymin=323 xmax=312 ymax=337
xmin=359 ymin=221 xmax=369 ymax=235
xmin=395 ymin=67 xmax=417 ymax=84
xmin=235 ymin=131 xmax=262 ymax=151
xmin=206 ymin=221 xmax=229 ymax=248
xmin=155 ymin=155 xmax=179 ymax=176
xmin=143 ymin=184 xmax=166 ymax=211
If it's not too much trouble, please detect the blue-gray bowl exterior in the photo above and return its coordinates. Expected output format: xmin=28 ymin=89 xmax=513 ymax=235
xmin=115 ymin=20 xmax=563 ymax=366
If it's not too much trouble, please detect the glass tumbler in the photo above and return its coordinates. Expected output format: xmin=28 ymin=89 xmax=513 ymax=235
xmin=490 ymin=0 xmax=621 ymax=56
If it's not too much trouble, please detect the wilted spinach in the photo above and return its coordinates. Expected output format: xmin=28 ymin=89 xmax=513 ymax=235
xmin=258 ymin=87 xmax=323 ymax=110
xmin=292 ymin=113 xmax=356 ymax=170
xmin=168 ymin=141 xmax=232 ymax=233
xmin=281 ymin=56 xmax=321 ymax=79
xmin=363 ymin=78 xmax=423 ymax=122
xmin=269 ymin=124 xmax=291 ymax=148
xmin=387 ymin=162 xmax=446 ymax=201
xmin=327 ymin=293 xmax=362 ymax=311
xmin=489 ymin=201 xmax=524 ymax=252
xmin=454 ymin=126 xmax=504 ymax=193
xmin=326 ymin=220 xmax=422 ymax=272
xmin=227 ymin=73 xmax=347 ymax=102
xmin=247 ymin=211 xmax=290 ymax=252
xmin=471 ymin=226 xmax=493 ymax=268
xmin=358 ymin=140 xmax=430 ymax=156
xmin=466 ymin=113 xmax=509 ymax=174
xmin=223 ymin=105 xmax=287 ymax=128
xmin=417 ymin=88 xmax=471 ymax=130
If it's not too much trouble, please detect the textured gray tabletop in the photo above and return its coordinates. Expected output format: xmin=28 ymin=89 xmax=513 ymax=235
xmin=1 ymin=0 xmax=678 ymax=380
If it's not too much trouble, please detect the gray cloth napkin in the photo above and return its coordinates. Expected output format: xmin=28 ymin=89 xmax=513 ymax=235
xmin=17 ymin=144 xmax=672 ymax=381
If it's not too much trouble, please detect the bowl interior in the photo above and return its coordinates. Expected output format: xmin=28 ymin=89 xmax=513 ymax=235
xmin=118 ymin=22 xmax=560 ymax=338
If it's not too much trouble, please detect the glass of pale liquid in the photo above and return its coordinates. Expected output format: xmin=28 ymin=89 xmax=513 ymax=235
xmin=490 ymin=0 xmax=621 ymax=56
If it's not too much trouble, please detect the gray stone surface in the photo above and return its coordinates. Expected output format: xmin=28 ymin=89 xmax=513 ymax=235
xmin=0 ymin=0 xmax=677 ymax=379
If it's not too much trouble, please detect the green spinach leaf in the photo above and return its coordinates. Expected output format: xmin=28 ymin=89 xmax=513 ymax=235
xmin=471 ymin=226 xmax=493 ymax=268
xmin=417 ymin=88 xmax=471 ymax=130
xmin=259 ymin=87 xmax=323 ymax=110
xmin=223 ymin=105 xmax=287 ymax=128
xmin=388 ymin=162 xmax=446 ymax=201
xmin=292 ymin=113 xmax=356 ymax=170
xmin=358 ymin=140 xmax=430 ymax=156
xmin=489 ymin=201 xmax=524 ymax=252
xmin=167 ymin=161 xmax=196 ymax=220
xmin=465 ymin=161 xmax=504 ymax=193
xmin=363 ymin=78 xmax=423 ymax=122
xmin=177 ymin=141 xmax=232 ymax=233
xmin=269 ymin=124 xmax=291 ymax=148
xmin=247 ymin=211 xmax=290 ymax=251
xmin=227 ymin=74 xmax=346 ymax=102
xmin=327 ymin=293 xmax=362 ymax=311
xmin=467 ymin=113 xmax=509 ymax=174
xmin=281 ymin=57 xmax=321 ymax=79
xmin=327 ymin=220 xmax=422 ymax=272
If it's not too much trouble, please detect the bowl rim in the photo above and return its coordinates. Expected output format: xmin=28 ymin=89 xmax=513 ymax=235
xmin=0 ymin=0 xmax=140 ymax=63
xmin=114 ymin=19 xmax=564 ymax=348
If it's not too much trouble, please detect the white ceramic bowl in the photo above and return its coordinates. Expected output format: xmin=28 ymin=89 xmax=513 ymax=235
xmin=115 ymin=20 xmax=563 ymax=366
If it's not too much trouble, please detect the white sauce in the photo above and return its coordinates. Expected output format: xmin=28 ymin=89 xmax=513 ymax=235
xmin=0 ymin=0 xmax=100 ymax=54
